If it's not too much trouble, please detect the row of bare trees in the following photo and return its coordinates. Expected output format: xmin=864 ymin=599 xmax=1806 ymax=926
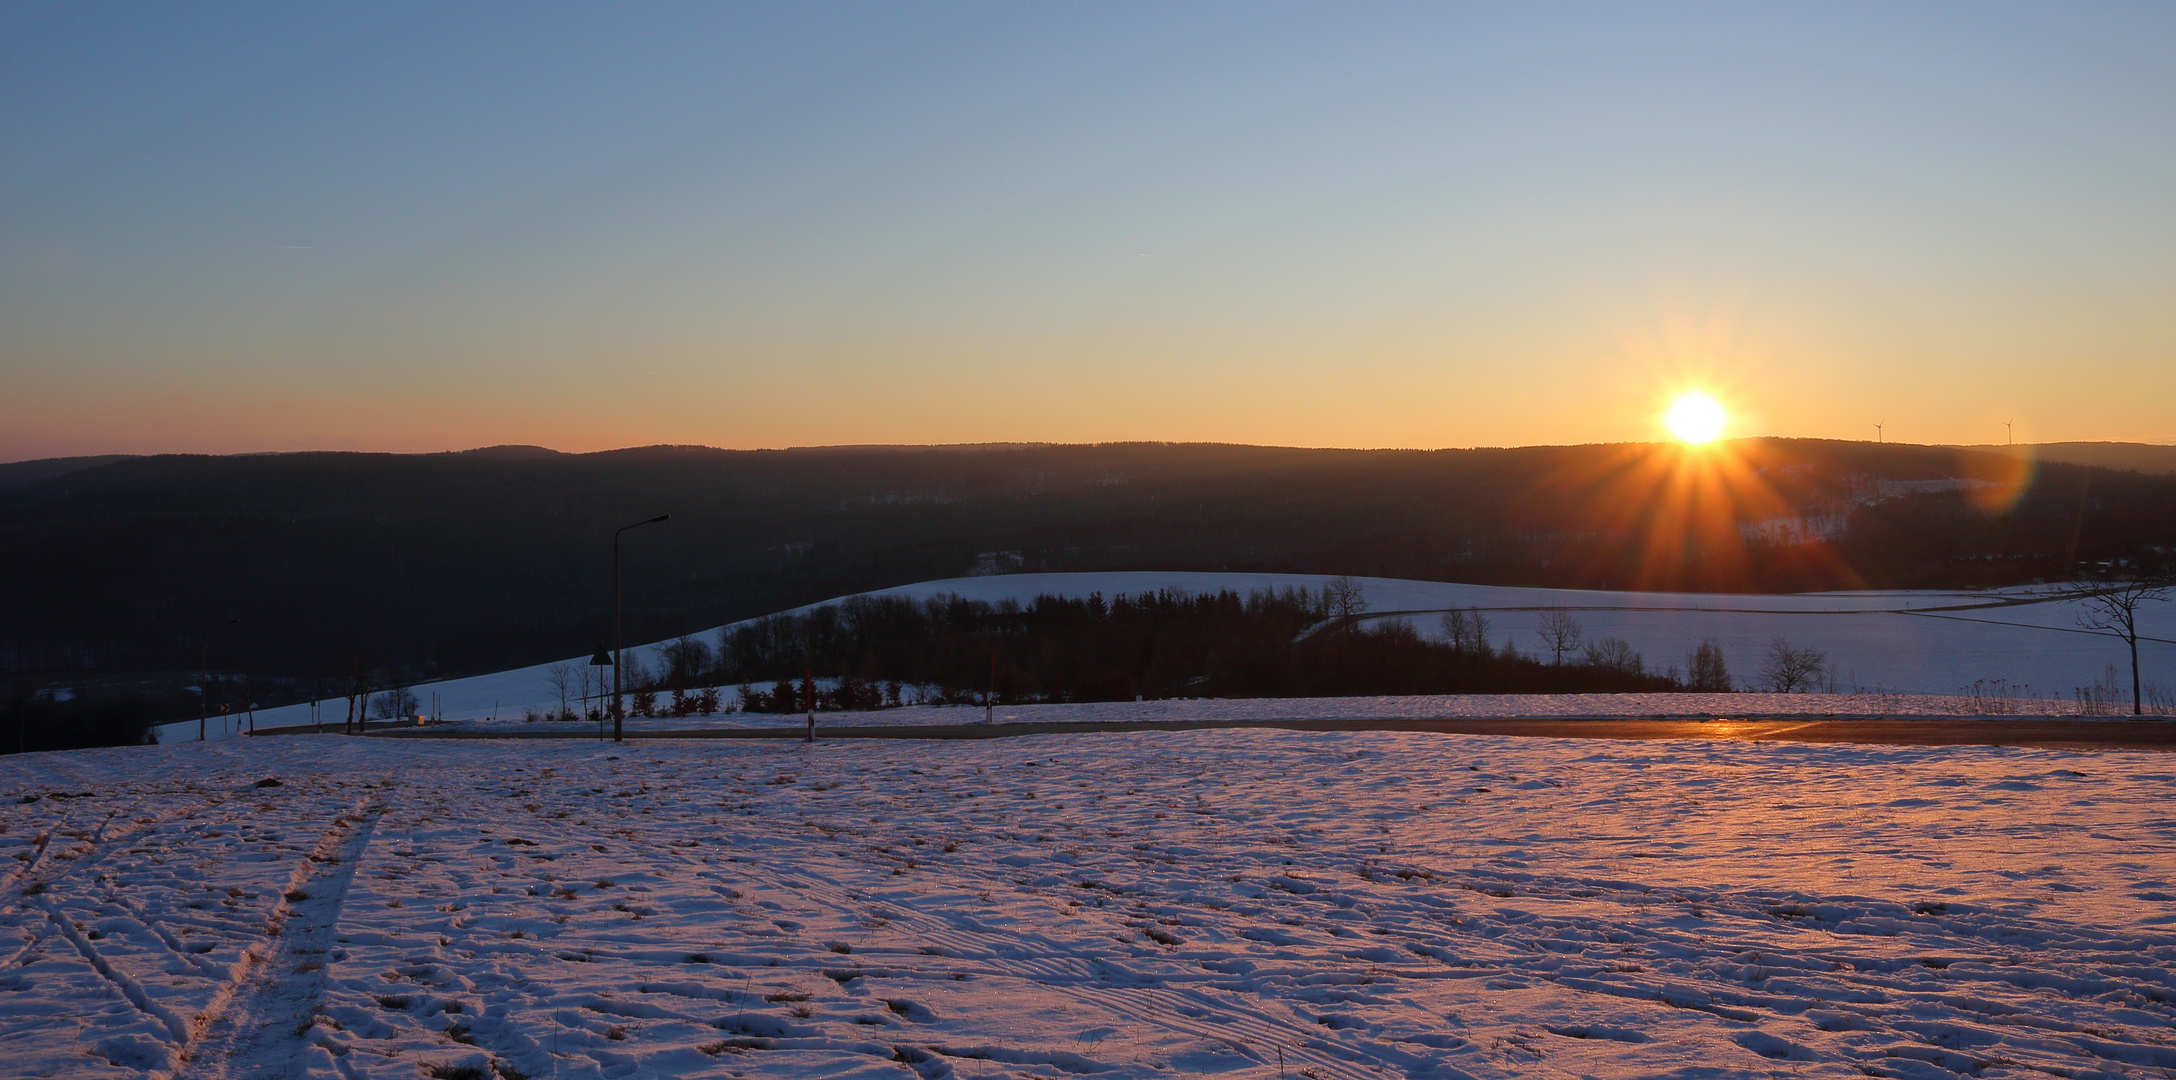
xmin=329 ymin=656 xmax=420 ymax=733
xmin=1521 ymin=606 xmax=1830 ymax=693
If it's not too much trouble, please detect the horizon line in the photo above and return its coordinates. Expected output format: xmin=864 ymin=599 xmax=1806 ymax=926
xmin=7 ymin=435 xmax=2174 ymax=468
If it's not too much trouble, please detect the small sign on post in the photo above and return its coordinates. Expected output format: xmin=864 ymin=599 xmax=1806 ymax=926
xmin=589 ymin=646 xmax=614 ymax=742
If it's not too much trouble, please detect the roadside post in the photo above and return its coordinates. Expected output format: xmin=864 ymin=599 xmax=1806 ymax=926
xmin=589 ymin=646 xmax=614 ymax=742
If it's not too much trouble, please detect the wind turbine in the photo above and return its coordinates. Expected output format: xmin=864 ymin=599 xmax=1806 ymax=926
xmin=1874 ymin=420 xmax=1884 ymax=444
xmin=2005 ymin=418 xmax=2014 ymax=446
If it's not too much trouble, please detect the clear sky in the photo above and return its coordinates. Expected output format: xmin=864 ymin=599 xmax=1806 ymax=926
xmin=4 ymin=2 xmax=2173 ymax=460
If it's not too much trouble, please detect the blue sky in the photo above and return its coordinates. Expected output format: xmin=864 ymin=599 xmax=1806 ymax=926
xmin=4 ymin=2 xmax=2172 ymax=457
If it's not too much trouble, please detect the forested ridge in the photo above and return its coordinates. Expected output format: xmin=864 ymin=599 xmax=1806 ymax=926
xmin=3 ymin=439 xmax=2170 ymax=716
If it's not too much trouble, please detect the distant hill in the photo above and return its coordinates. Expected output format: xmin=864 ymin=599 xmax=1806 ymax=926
xmin=453 ymin=444 xmax=568 ymax=460
xmin=0 ymin=455 xmax=139 ymax=489
xmin=2 ymin=439 xmax=2170 ymax=703
xmin=1952 ymin=442 xmax=2176 ymax=475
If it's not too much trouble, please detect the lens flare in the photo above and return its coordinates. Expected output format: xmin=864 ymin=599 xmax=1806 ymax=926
xmin=1665 ymin=393 xmax=1726 ymax=443
xmin=1523 ymin=439 xmax=1864 ymax=593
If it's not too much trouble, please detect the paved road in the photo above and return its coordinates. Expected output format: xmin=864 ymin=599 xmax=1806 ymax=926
xmin=258 ymin=715 xmax=2176 ymax=751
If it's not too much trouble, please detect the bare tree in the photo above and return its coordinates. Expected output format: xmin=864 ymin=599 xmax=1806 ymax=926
xmin=1325 ymin=576 xmax=1369 ymax=630
xmin=1535 ymin=608 xmax=1584 ymax=665
xmin=372 ymin=681 xmax=419 ymax=721
xmin=1441 ymin=609 xmax=1473 ymax=651
xmin=1685 ymin=638 xmax=1732 ymax=692
xmin=663 ymin=634 xmax=713 ymax=690
xmin=343 ymin=655 xmax=372 ymax=735
xmin=620 ymin=653 xmax=653 ymax=695
xmin=1439 ymin=607 xmax=1497 ymax=656
xmin=1582 ymin=636 xmax=1643 ymax=675
xmin=546 ymin=662 xmax=576 ymax=722
xmin=2064 ymin=575 xmax=2171 ymax=716
xmin=1758 ymin=637 xmax=1829 ymax=693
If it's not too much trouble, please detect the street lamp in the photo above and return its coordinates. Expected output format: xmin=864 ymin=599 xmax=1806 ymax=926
xmin=196 ymin=619 xmax=239 ymax=742
xmin=613 ymin=514 xmax=670 ymax=742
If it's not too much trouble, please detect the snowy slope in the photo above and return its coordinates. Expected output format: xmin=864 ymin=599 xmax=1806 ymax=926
xmin=5 ymin=730 xmax=2173 ymax=1078
xmin=166 ymin=572 xmax=2173 ymax=742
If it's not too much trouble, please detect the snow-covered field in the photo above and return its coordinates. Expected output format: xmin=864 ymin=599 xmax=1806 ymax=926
xmin=6 ymin=729 xmax=2174 ymax=1078
xmin=169 ymin=572 xmax=2173 ymax=743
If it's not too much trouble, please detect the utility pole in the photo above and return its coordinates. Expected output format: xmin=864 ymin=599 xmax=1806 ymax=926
xmin=803 ymin=665 xmax=815 ymax=743
xmin=986 ymin=653 xmax=996 ymax=725
xmin=612 ymin=515 xmax=670 ymax=743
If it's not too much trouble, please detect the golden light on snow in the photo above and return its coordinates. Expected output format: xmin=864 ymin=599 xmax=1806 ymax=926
xmin=1664 ymin=392 xmax=1727 ymax=444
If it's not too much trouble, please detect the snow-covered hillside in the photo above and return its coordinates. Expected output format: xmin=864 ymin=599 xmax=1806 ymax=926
xmin=167 ymin=573 xmax=2172 ymax=742
xmin=5 ymin=730 xmax=2172 ymax=1078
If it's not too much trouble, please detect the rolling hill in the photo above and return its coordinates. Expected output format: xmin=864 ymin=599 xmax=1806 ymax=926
xmin=5 ymin=439 xmax=2171 ymax=713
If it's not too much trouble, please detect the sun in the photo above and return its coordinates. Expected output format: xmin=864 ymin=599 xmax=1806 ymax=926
xmin=1664 ymin=392 xmax=1726 ymax=444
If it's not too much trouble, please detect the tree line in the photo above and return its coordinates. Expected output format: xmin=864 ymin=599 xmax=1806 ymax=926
xmin=612 ymin=586 xmax=1709 ymax=714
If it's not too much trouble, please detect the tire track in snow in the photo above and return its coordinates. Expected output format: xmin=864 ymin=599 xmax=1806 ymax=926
xmin=1 ymin=791 xmax=222 ymax=1017
xmin=2 ymin=794 xmax=154 ymax=902
xmin=167 ymin=789 xmax=388 ymax=1080
xmin=3 ymin=787 xmax=219 ymax=911
xmin=35 ymin=891 xmax=197 ymax=1047
xmin=100 ymin=894 xmax=230 ymax=978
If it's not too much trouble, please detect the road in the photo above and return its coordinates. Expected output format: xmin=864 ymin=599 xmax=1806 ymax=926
xmin=256 ymin=714 xmax=2176 ymax=752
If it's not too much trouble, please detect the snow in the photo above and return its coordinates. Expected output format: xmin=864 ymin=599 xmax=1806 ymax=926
xmin=161 ymin=572 xmax=2173 ymax=743
xmin=5 ymin=729 xmax=2174 ymax=1078
xmin=413 ymin=690 xmax=2168 ymax=738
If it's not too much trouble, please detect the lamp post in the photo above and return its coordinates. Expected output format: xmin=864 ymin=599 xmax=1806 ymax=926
xmin=196 ymin=618 xmax=239 ymax=742
xmin=613 ymin=514 xmax=670 ymax=742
